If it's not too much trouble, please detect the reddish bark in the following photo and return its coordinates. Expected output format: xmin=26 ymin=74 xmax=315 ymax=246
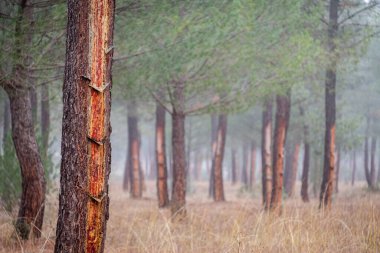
xmin=54 ymin=0 xmax=114 ymax=252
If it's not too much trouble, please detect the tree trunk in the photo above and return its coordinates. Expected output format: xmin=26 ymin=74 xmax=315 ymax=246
xmin=123 ymin=141 xmax=130 ymax=191
xmin=213 ymin=114 xmax=227 ymax=202
xmin=29 ymin=88 xmax=37 ymax=126
xmin=288 ymin=143 xmax=300 ymax=198
xmin=249 ymin=141 xmax=256 ymax=189
xmin=170 ymin=81 xmax=187 ymax=218
xmin=261 ymin=98 xmax=273 ymax=210
xmin=209 ymin=114 xmax=218 ymax=197
xmin=364 ymin=136 xmax=371 ymax=187
xmin=284 ymin=141 xmax=293 ymax=195
xmin=242 ymin=145 xmax=249 ymax=186
xmin=127 ymin=101 xmax=142 ymax=198
xmin=335 ymin=147 xmax=341 ymax=193
xmin=40 ymin=84 xmax=50 ymax=158
xmin=300 ymin=106 xmax=310 ymax=202
xmin=351 ymin=150 xmax=356 ymax=186
xmin=320 ymin=0 xmax=338 ymax=210
xmin=155 ymin=102 xmax=169 ymax=208
xmin=370 ymin=138 xmax=376 ymax=188
xmin=54 ymin=1 xmax=114 ymax=252
xmin=270 ymin=94 xmax=290 ymax=214
xmin=3 ymin=98 xmax=11 ymax=146
xmin=231 ymin=148 xmax=237 ymax=185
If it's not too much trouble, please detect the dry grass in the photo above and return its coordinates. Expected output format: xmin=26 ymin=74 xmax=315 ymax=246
xmin=1 ymin=181 xmax=379 ymax=253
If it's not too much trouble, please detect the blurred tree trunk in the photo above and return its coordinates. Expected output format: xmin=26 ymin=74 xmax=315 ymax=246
xmin=213 ymin=114 xmax=227 ymax=202
xmin=300 ymin=106 xmax=310 ymax=202
xmin=40 ymin=84 xmax=50 ymax=158
xmin=320 ymin=0 xmax=338 ymax=210
xmin=127 ymin=101 xmax=142 ymax=198
xmin=1 ymin=1 xmax=46 ymax=240
xmin=155 ymin=102 xmax=169 ymax=208
xmin=3 ymin=98 xmax=11 ymax=145
xmin=364 ymin=136 xmax=372 ymax=188
xmin=170 ymin=81 xmax=187 ymax=218
xmin=54 ymin=0 xmax=114 ymax=251
xmin=123 ymin=140 xmax=131 ymax=191
xmin=370 ymin=138 xmax=376 ymax=188
xmin=261 ymin=98 xmax=273 ymax=210
xmin=231 ymin=148 xmax=237 ymax=185
xmin=335 ymin=147 xmax=341 ymax=193
xmin=351 ymin=150 xmax=356 ymax=186
xmin=209 ymin=114 xmax=218 ymax=197
xmin=242 ymin=144 xmax=249 ymax=186
xmin=287 ymin=142 xmax=300 ymax=198
xmin=284 ymin=141 xmax=293 ymax=195
xmin=249 ymin=141 xmax=256 ymax=189
xmin=270 ymin=93 xmax=290 ymax=215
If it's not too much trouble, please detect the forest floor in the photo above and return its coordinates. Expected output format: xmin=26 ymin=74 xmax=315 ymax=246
xmin=0 ymin=180 xmax=379 ymax=253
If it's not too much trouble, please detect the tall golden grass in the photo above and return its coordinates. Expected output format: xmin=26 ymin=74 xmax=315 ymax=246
xmin=1 ymin=181 xmax=379 ymax=253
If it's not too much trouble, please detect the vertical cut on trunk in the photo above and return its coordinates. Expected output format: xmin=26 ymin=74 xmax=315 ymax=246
xmin=261 ymin=98 xmax=272 ymax=210
xmin=54 ymin=1 xmax=114 ymax=252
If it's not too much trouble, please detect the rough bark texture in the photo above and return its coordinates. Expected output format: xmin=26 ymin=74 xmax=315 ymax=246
xmin=300 ymin=106 xmax=310 ymax=202
xmin=1 ymin=1 xmax=46 ymax=240
xmin=54 ymin=0 xmax=114 ymax=252
xmin=171 ymin=82 xmax=187 ymax=218
xmin=209 ymin=114 xmax=218 ymax=197
xmin=231 ymin=148 xmax=237 ymax=185
xmin=155 ymin=102 xmax=169 ymax=208
xmin=270 ymin=94 xmax=290 ymax=215
xmin=213 ymin=114 xmax=227 ymax=202
xmin=261 ymin=99 xmax=272 ymax=210
xmin=320 ymin=0 xmax=338 ymax=210
xmin=41 ymin=84 xmax=50 ymax=158
xmin=249 ymin=141 xmax=256 ymax=189
xmin=127 ymin=101 xmax=142 ymax=198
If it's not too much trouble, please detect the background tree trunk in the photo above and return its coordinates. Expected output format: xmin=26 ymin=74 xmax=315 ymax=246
xmin=231 ymin=148 xmax=237 ymax=185
xmin=2 ymin=98 xmax=11 ymax=146
xmin=351 ymin=150 xmax=356 ymax=186
xmin=241 ymin=144 xmax=249 ymax=186
xmin=288 ymin=143 xmax=300 ymax=198
xmin=40 ymin=84 xmax=50 ymax=158
xmin=364 ymin=136 xmax=371 ymax=187
xmin=249 ymin=141 xmax=256 ymax=189
xmin=213 ymin=114 xmax=227 ymax=202
xmin=54 ymin=1 xmax=114 ymax=252
xmin=370 ymin=138 xmax=376 ymax=188
xmin=209 ymin=114 xmax=218 ymax=197
xmin=335 ymin=147 xmax=341 ymax=193
xmin=320 ymin=0 xmax=338 ymax=210
xmin=261 ymin=98 xmax=273 ymax=210
xmin=284 ymin=141 xmax=293 ymax=195
xmin=300 ymin=106 xmax=310 ymax=202
xmin=270 ymin=94 xmax=290 ymax=214
xmin=155 ymin=102 xmax=169 ymax=208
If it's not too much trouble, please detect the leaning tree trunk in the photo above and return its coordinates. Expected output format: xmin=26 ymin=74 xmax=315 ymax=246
xmin=300 ymin=106 xmax=310 ymax=202
xmin=270 ymin=94 xmax=290 ymax=215
xmin=231 ymin=148 xmax=237 ymax=185
xmin=249 ymin=141 xmax=256 ymax=189
xmin=261 ymin=98 xmax=273 ymax=210
xmin=1 ymin=1 xmax=46 ymax=240
xmin=54 ymin=1 xmax=114 ymax=252
xmin=171 ymin=81 xmax=187 ymax=218
xmin=213 ymin=114 xmax=227 ymax=202
xmin=209 ymin=114 xmax=218 ymax=197
xmin=320 ymin=0 xmax=338 ymax=210
xmin=155 ymin=102 xmax=169 ymax=208
xmin=41 ymin=84 xmax=50 ymax=158
xmin=370 ymin=138 xmax=377 ymax=188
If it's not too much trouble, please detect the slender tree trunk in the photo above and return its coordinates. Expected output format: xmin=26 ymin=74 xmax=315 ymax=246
xmin=364 ymin=136 xmax=371 ymax=187
xmin=335 ymin=147 xmax=341 ymax=193
xmin=351 ymin=150 xmax=356 ymax=186
xmin=170 ymin=82 xmax=187 ymax=218
xmin=231 ymin=148 xmax=237 ymax=185
xmin=288 ymin=143 xmax=300 ymax=198
xmin=261 ymin=98 xmax=273 ymax=210
xmin=284 ymin=141 xmax=293 ymax=195
xmin=123 ymin=142 xmax=131 ymax=191
xmin=249 ymin=141 xmax=256 ymax=189
xmin=213 ymin=114 xmax=227 ymax=201
xmin=3 ymin=98 xmax=11 ymax=146
xmin=127 ymin=101 xmax=142 ymax=198
xmin=41 ymin=84 xmax=50 ymax=158
xmin=320 ymin=0 xmax=338 ymax=210
xmin=300 ymin=106 xmax=310 ymax=202
xmin=155 ymin=102 xmax=169 ymax=208
xmin=370 ymin=138 xmax=376 ymax=188
xmin=242 ymin=145 xmax=249 ymax=186
xmin=54 ymin=1 xmax=114 ymax=252
xmin=209 ymin=114 xmax=218 ymax=197
xmin=270 ymin=94 xmax=290 ymax=214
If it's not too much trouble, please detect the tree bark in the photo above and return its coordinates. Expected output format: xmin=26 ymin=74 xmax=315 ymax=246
xmin=261 ymin=98 xmax=273 ymax=210
xmin=209 ymin=114 xmax=218 ymax=197
xmin=29 ymin=88 xmax=37 ymax=126
xmin=170 ymin=81 xmax=187 ymax=218
xmin=40 ymin=84 xmax=50 ymax=158
xmin=231 ymin=148 xmax=237 ymax=185
xmin=242 ymin=144 xmax=249 ymax=186
xmin=320 ymin=0 xmax=338 ymax=210
xmin=270 ymin=94 xmax=290 ymax=214
xmin=155 ymin=102 xmax=169 ymax=208
xmin=284 ymin=141 xmax=293 ymax=195
xmin=249 ymin=141 xmax=256 ymax=189
xmin=300 ymin=106 xmax=310 ymax=202
xmin=213 ymin=114 xmax=227 ymax=202
xmin=288 ymin=143 xmax=300 ymax=198
xmin=54 ymin=1 xmax=114 ymax=252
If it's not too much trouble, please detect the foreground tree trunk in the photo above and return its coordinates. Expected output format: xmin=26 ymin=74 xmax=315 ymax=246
xmin=41 ymin=84 xmax=50 ymax=158
xmin=155 ymin=102 xmax=169 ymax=208
xmin=54 ymin=1 xmax=114 ymax=252
xmin=209 ymin=114 xmax=218 ymax=197
xmin=300 ymin=106 xmax=310 ymax=202
xmin=171 ymin=82 xmax=187 ymax=218
xmin=270 ymin=94 xmax=290 ymax=214
xmin=261 ymin=98 xmax=273 ymax=210
xmin=213 ymin=114 xmax=227 ymax=201
xmin=320 ymin=0 xmax=338 ymax=210
xmin=127 ymin=101 xmax=142 ymax=198
xmin=0 ymin=1 xmax=46 ymax=240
